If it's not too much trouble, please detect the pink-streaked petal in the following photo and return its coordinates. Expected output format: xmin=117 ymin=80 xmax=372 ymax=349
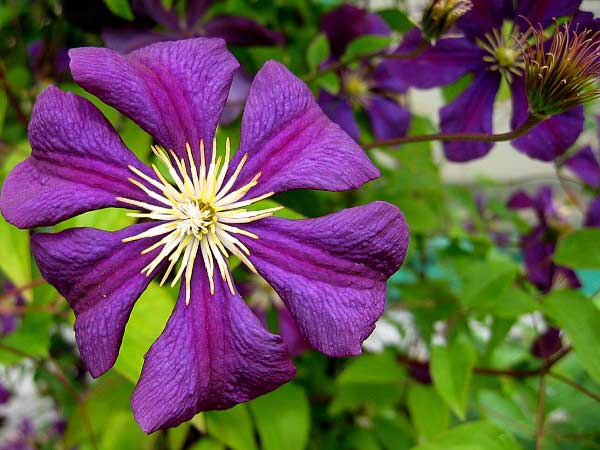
xmin=31 ymin=223 xmax=165 ymax=377
xmin=69 ymin=38 xmax=239 ymax=158
xmin=229 ymin=61 xmax=379 ymax=196
xmin=131 ymin=271 xmax=295 ymax=433
xmin=0 ymin=86 xmax=153 ymax=228
xmin=241 ymin=202 xmax=409 ymax=357
xmin=441 ymin=71 xmax=501 ymax=162
xmin=317 ymin=90 xmax=360 ymax=142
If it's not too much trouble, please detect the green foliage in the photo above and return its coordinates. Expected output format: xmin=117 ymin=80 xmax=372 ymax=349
xmin=307 ymin=34 xmax=330 ymax=73
xmin=103 ymin=0 xmax=134 ymax=20
xmin=413 ymin=421 xmax=523 ymax=450
xmin=206 ymin=405 xmax=257 ymax=450
xmin=341 ymin=36 xmax=393 ymax=63
xmin=554 ymin=229 xmax=600 ymax=269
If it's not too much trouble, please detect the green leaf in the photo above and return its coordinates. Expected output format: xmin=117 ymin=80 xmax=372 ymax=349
xmin=113 ymin=283 xmax=175 ymax=383
xmin=488 ymin=287 xmax=538 ymax=319
xmin=104 ymin=0 xmax=134 ymax=20
xmin=307 ymin=34 xmax=330 ymax=72
xmin=315 ymin=72 xmax=341 ymax=94
xmin=0 ymin=312 xmax=52 ymax=364
xmin=544 ymin=290 xmax=600 ymax=382
xmin=188 ymin=439 xmax=225 ymax=450
xmin=0 ymin=214 xmax=31 ymax=296
xmin=100 ymin=411 xmax=150 ymax=450
xmin=206 ymin=404 xmax=257 ymax=450
xmin=378 ymin=9 xmax=414 ymax=33
xmin=372 ymin=414 xmax=414 ymax=450
xmin=477 ymin=390 xmax=534 ymax=439
xmin=407 ymin=384 xmax=450 ymax=442
xmin=554 ymin=229 xmax=600 ymax=269
xmin=430 ymin=335 xmax=476 ymax=419
xmin=341 ymin=35 xmax=392 ymax=63
xmin=412 ymin=421 xmax=522 ymax=450
xmin=249 ymin=383 xmax=310 ymax=450
xmin=458 ymin=258 xmax=518 ymax=310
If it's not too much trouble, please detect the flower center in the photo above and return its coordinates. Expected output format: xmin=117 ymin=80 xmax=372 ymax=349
xmin=477 ymin=24 xmax=524 ymax=82
xmin=117 ymin=138 xmax=281 ymax=304
xmin=344 ymin=73 xmax=370 ymax=100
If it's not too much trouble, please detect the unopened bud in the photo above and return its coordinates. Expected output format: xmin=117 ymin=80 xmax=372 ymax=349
xmin=421 ymin=0 xmax=472 ymax=42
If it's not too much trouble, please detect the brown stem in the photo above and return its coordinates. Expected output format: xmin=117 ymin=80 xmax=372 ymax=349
xmin=548 ymin=371 xmax=600 ymax=403
xmin=535 ymin=375 xmax=546 ymax=450
xmin=0 ymin=65 xmax=29 ymax=127
xmin=0 ymin=279 xmax=47 ymax=301
xmin=364 ymin=114 xmax=546 ymax=149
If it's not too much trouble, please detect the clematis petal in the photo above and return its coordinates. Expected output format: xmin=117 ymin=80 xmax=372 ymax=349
xmin=220 ymin=70 xmax=252 ymax=126
xmin=457 ymin=0 xmax=514 ymax=38
xmin=441 ymin=71 xmax=501 ymax=162
xmin=69 ymin=38 xmax=238 ymax=158
xmin=102 ymin=28 xmax=177 ymax=54
xmin=131 ymin=0 xmax=180 ymax=30
xmin=31 ymin=223 xmax=166 ymax=377
xmin=585 ymin=195 xmax=600 ymax=227
xmin=240 ymin=202 xmax=409 ymax=357
xmin=277 ymin=305 xmax=311 ymax=357
xmin=0 ymin=86 xmax=153 ymax=228
xmin=507 ymin=191 xmax=534 ymax=209
xmin=564 ymin=146 xmax=600 ymax=188
xmin=204 ymin=16 xmax=284 ymax=46
xmin=229 ymin=61 xmax=379 ymax=196
xmin=131 ymin=270 xmax=295 ymax=433
xmin=186 ymin=0 xmax=213 ymax=28
xmin=317 ymin=90 xmax=360 ymax=142
xmin=365 ymin=96 xmax=411 ymax=142
xmin=320 ymin=4 xmax=390 ymax=59
xmin=510 ymin=78 xmax=584 ymax=161
xmin=377 ymin=29 xmax=487 ymax=89
xmin=515 ymin=0 xmax=582 ymax=30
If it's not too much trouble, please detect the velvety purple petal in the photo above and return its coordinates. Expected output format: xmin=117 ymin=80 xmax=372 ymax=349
xmin=522 ymin=226 xmax=555 ymax=293
xmin=277 ymin=306 xmax=311 ymax=357
xmin=378 ymin=29 xmax=487 ymax=89
xmin=204 ymin=16 xmax=284 ymax=46
xmin=131 ymin=270 xmax=295 ymax=433
xmin=0 ymin=86 xmax=153 ymax=229
xmin=241 ymin=202 xmax=409 ymax=357
xmin=229 ymin=61 xmax=379 ymax=196
xmin=365 ymin=96 xmax=411 ymax=142
xmin=441 ymin=71 xmax=501 ymax=162
xmin=131 ymin=0 xmax=180 ymax=30
xmin=186 ymin=0 xmax=213 ymax=28
xmin=320 ymin=4 xmax=390 ymax=59
xmin=31 ymin=223 xmax=166 ymax=377
xmin=69 ymin=38 xmax=239 ymax=158
xmin=531 ymin=327 xmax=563 ymax=359
xmin=510 ymin=77 xmax=584 ymax=161
xmin=585 ymin=195 xmax=600 ymax=227
xmin=515 ymin=0 xmax=581 ymax=30
xmin=102 ymin=28 xmax=177 ymax=53
xmin=564 ymin=146 xmax=600 ymax=188
xmin=220 ymin=69 xmax=252 ymax=126
xmin=317 ymin=90 xmax=360 ymax=142
xmin=457 ymin=0 xmax=514 ymax=38
xmin=507 ymin=191 xmax=534 ymax=209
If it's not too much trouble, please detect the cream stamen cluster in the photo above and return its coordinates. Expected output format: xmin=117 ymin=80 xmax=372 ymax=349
xmin=477 ymin=25 xmax=525 ymax=82
xmin=117 ymin=139 xmax=281 ymax=304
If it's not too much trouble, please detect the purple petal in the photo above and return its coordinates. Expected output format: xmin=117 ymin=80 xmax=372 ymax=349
xmin=564 ymin=146 xmax=600 ymax=188
xmin=220 ymin=69 xmax=252 ymax=126
xmin=521 ymin=226 xmax=555 ymax=293
xmin=31 ymin=223 xmax=166 ymax=377
xmin=131 ymin=0 xmax=180 ymax=30
xmin=320 ymin=4 xmax=390 ymax=59
xmin=186 ymin=0 xmax=213 ymax=29
xmin=240 ymin=202 xmax=409 ymax=357
xmin=507 ymin=191 xmax=534 ymax=209
xmin=457 ymin=0 xmax=514 ymax=38
xmin=131 ymin=271 xmax=295 ymax=433
xmin=277 ymin=306 xmax=311 ymax=357
xmin=204 ymin=16 xmax=284 ymax=46
xmin=441 ymin=71 xmax=501 ymax=162
xmin=515 ymin=0 xmax=582 ymax=30
xmin=510 ymin=77 xmax=584 ymax=161
xmin=379 ymin=30 xmax=487 ymax=89
xmin=530 ymin=327 xmax=563 ymax=359
xmin=585 ymin=195 xmax=600 ymax=227
xmin=365 ymin=95 xmax=411 ymax=141
xmin=102 ymin=28 xmax=177 ymax=53
xmin=0 ymin=86 xmax=152 ymax=229
xmin=0 ymin=383 xmax=10 ymax=404
xmin=229 ymin=61 xmax=379 ymax=197
xmin=317 ymin=90 xmax=360 ymax=142
xmin=69 ymin=38 xmax=239 ymax=158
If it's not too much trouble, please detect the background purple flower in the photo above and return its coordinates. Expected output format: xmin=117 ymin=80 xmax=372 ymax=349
xmin=564 ymin=145 xmax=600 ymax=227
xmin=317 ymin=4 xmax=411 ymax=143
xmin=380 ymin=0 xmax=585 ymax=162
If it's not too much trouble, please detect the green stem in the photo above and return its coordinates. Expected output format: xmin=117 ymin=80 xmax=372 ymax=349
xmin=364 ymin=113 xmax=547 ymax=149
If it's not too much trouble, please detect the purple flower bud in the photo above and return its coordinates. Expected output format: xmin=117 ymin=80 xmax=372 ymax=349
xmin=408 ymin=360 xmax=432 ymax=385
xmin=421 ymin=0 xmax=473 ymax=42
xmin=531 ymin=327 xmax=563 ymax=359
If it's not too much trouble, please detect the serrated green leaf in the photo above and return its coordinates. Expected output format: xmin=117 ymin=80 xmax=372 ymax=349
xmin=104 ymin=0 xmax=134 ymax=20
xmin=341 ymin=35 xmax=392 ymax=63
xmin=554 ymin=229 xmax=600 ymax=269
xmin=307 ymin=34 xmax=329 ymax=72
xmin=544 ymin=290 xmax=600 ymax=382
xmin=249 ymin=383 xmax=310 ymax=450
xmin=430 ymin=335 xmax=476 ymax=419
xmin=206 ymin=404 xmax=257 ymax=450
xmin=407 ymin=384 xmax=450 ymax=442
xmin=412 ymin=421 xmax=522 ymax=450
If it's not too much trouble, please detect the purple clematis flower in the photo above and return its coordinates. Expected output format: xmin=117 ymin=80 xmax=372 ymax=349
xmin=381 ymin=0 xmax=587 ymax=162
xmin=103 ymin=0 xmax=283 ymax=54
xmin=27 ymin=40 xmax=70 ymax=79
xmin=317 ymin=4 xmax=411 ymax=142
xmin=0 ymin=38 xmax=409 ymax=432
xmin=530 ymin=327 xmax=563 ymax=359
xmin=0 ymin=282 xmax=25 ymax=336
xmin=564 ymin=145 xmax=600 ymax=227
xmin=507 ymin=186 xmax=580 ymax=293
